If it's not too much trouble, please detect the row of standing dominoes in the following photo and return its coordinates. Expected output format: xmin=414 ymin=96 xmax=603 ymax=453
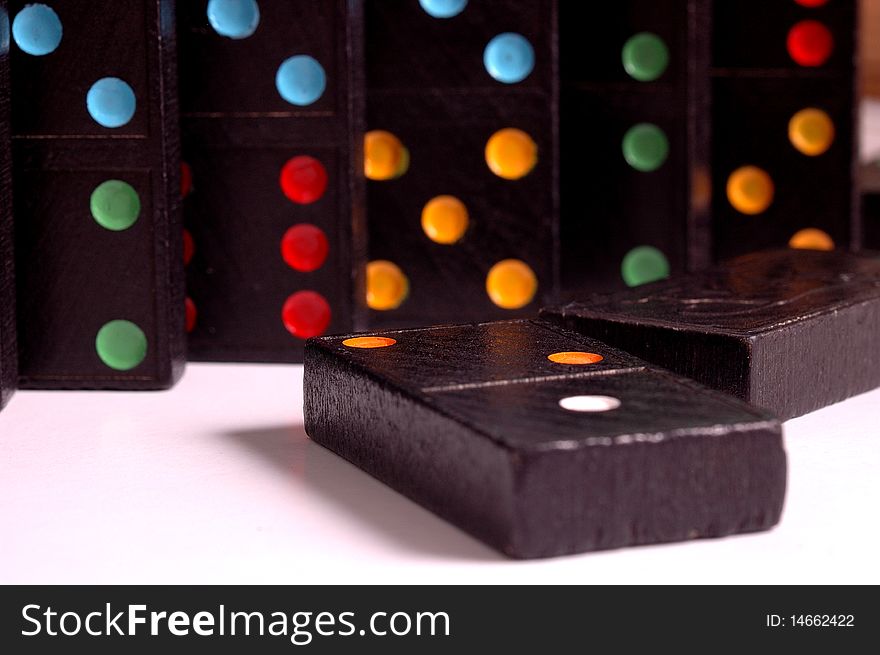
xmin=0 ymin=0 xmax=859 ymax=410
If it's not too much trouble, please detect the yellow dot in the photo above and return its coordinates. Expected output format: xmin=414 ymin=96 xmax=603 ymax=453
xmin=365 ymin=130 xmax=409 ymax=181
xmin=366 ymin=260 xmax=409 ymax=311
xmin=789 ymin=108 xmax=834 ymax=156
xmin=486 ymin=259 xmax=537 ymax=309
xmin=485 ymin=128 xmax=537 ymax=180
xmin=343 ymin=336 xmax=397 ymax=349
xmin=421 ymin=195 xmax=469 ymax=244
xmin=726 ymin=166 xmax=774 ymax=215
xmin=548 ymin=351 xmax=604 ymax=365
xmin=789 ymin=228 xmax=834 ymax=251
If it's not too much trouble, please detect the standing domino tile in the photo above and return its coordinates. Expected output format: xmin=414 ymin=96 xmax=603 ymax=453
xmin=364 ymin=0 xmax=558 ymax=328
xmin=0 ymin=0 xmax=16 ymax=409
xmin=10 ymin=0 xmax=184 ymax=389
xmin=304 ymin=320 xmax=786 ymax=559
xmin=711 ymin=0 xmax=858 ymax=258
xmin=179 ymin=0 xmax=366 ymax=362
xmin=543 ymin=249 xmax=880 ymax=420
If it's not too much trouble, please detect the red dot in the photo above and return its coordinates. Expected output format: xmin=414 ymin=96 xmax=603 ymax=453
xmin=183 ymin=229 xmax=195 ymax=266
xmin=185 ymin=297 xmax=197 ymax=333
xmin=282 ymin=291 xmax=331 ymax=339
xmin=787 ymin=20 xmax=834 ymax=67
xmin=281 ymin=224 xmax=329 ymax=272
xmin=181 ymin=162 xmax=193 ymax=199
xmin=794 ymin=0 xmax=828 ymax=7
xmin=279 ymin=156 xmax=328 ymax=204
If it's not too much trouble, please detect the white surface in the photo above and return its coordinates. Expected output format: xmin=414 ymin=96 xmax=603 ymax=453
xmin=1 ymin=363 xmax=878 ymax=585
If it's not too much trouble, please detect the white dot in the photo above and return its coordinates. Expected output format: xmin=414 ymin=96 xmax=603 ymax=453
xmin=558 ymin=395 xmax=621 ymax=413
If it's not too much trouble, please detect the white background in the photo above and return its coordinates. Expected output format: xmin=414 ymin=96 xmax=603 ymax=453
xmin=1 ymin=101 xmax=879 ymax=585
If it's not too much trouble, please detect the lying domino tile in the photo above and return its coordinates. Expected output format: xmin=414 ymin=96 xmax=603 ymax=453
xmin=304 ymin=320 xmax=786 ymax=559
xmin=0 ymin=0 xmax=16 ymax=409
xmin=179 ymin=0 xmax=366 ymax=362
xmin=543 ymin=249 xmax=880 ymax=420
xmin=10 ymin=0 xmax=184 ymax=389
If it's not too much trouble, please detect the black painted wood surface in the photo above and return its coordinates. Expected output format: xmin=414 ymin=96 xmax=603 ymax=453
xmin=304 ymin=319 xmax=785 ymax=559
xmin=0 ymin=0 xmax=15 ymax=408
xmin=11 ymin=0 xmax=184 ymax=389
xmin=180 ymin=0 xmax=366 ymax=362
xmin=543 ymin=249 xmax=880 ymax=420
xmin=365 ymin=0 xmax=558 ymax=327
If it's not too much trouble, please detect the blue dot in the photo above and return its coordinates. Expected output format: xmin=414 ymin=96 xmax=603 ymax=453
xmin=86 ymin=78 xmax=136 ymax=129
xmin=12 ymin=3 xmax=62 ymax=56
xmin=207 ymin=0 xmax=260 ymax=39
xmin=419 ymin=0 xmax=468 ymax=18
xmin=275 ymin=55 xmax=326 ymax=106
xmin=484 ymin=33 xmax=534 ymax=84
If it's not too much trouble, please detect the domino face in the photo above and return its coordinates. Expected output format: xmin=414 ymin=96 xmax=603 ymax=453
xmin=0 ymin=0 xmax=15 ymax=409
xmin=543 ymin=249 xmax=880 ymax=420
xmin=364 ymin=0 xmax=558 ymax=327
xmin=559 ymin=0 xmax=711 ymax=294
xmin=179 ymin=0 xmax=366 ymax=362
xmin=711 ymin=0 xmax=858 ymax=258
xmin=10 ymin=0 xmax=184 ymax=389
xmin=304 ymin=320 xmax=786 ymax=559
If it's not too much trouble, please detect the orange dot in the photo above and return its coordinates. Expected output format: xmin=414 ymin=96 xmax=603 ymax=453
xmin=789 ymin=228 xmax=834 ymax=251
xmin=486 ymin=259 xmax=537 ymax=309
xmin=788 ymin=108 xmax=834 ymax=156
xmin=421 ymin=195 xmax=469 ymax=244
xmin=366 ymin=260 xmax=409 ymax=311
xmin=342 ymin=336 xmax=397 ymax=349
xmin=365 ymin=130 xmax=409 ymax=181
xmin=727 ymin=166 xmax=774 ymax=215
xmin=548 ymin=351 xmax=604 ymax=365
xmin=485 ymin=128 xmax=537 ymax=180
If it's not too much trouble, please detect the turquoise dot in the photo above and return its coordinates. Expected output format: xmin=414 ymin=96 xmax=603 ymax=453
xmin=276 ymin=55 xmax=326 ymax=106
xmin=484 ymin=33 xmax=535 ymax=84
xmin=12 ymin=3 xmax=62 ymax=56
xmin=419 ymin=0 xmax=468 ymax=18
xmin=207 ymin=0 xmax=260 ymax=39
xmin=621 ymin=246 xmax=670 ymax=287
xmin=87 ymin=77 xmax=136 ymax=128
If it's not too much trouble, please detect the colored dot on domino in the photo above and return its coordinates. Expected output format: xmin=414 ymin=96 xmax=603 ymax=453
xmin=548 ymin=352 xmax=604 ymax=365
xmin=485 ymin=128 xmax=538 ymax=180
xmin=790 ymin=228 xmax=834 ymax=251
xmin=281 ymin=291 xmax=332 ymax=339
xmin=622 ymin=123 xmax=669 ymax=172
xmin=87 ymin=77 xmax=136 ymax=128
xmin=95 ymin=320 xmax=148 ymax=371
xmin=366 ymin=260 xmax=409 ymax=311
xmin=621 ymin=246 xmax=670 ymax=287
xmin=419 ymin=0 xmax=468 ymax=19
xmin=343 ymin=336 xmax=397 ymax=349
xmin=486 ymin=259 xmax=537 ymax=309
xmin=622 ymin=33 xmax=669 ymax=82
xmin=788 ymin=108 xmax=834 ymax=156
xmin=11 ymin=3 xmax=62 ymax=56
xmin=794 ymin=0 xmax=829 ymax=9
xmin=207 ymin=0 xmax=260 ymax=39
xmin=276 ymin=55 xmax=326 ymax=106
xmin=90 ymin=180 xmax=141 ymax=231
xmin=185 ymin=297 xmax=198 ymax=333
xmin=183 ymin=229 xmax=195 ymax=265
xmin=281 ymin=224 xmax=329 ymax=272
xmin=365 ymin=130 xmax=409 ymax=181
xmin=422 ymin=196 xmax=469 ymax=245
xmin=484 ymin=33 xmax=535 ymax=84
xmin=787 ymin=20 xmax=833 ymax=67
xmin=279 ymin=156 xmax=328 ymax=204
xmin=559 ymin=395 xmax=621 ymax=413
xmin=727 ymin=166 xmax=774 ymax=215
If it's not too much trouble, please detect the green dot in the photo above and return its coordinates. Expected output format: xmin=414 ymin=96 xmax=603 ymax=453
xmin=622 ymin=32 xmax=669 ymax=82
xmin=622 ymin=123 xmax=669 ymax=172
xmin=95 ymin=320 xmax=147 ymax=371
xmin=621 ymin=246 xmax=670 ymax=287
xmin=90 ymin=180 xmax=141 ymax=231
